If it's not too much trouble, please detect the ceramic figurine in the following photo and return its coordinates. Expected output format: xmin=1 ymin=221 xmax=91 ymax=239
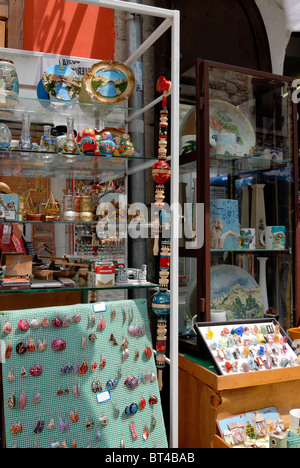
xmin=118 ymin=133 xmax=134 ymax=156
xmin=76 ymin=128 xmax=98 ymax=154
xmin=98 ymin=131 xmax=117 ymax=157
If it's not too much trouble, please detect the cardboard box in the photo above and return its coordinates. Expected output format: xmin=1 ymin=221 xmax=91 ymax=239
xmin=4 ymin=253 xmax=32 ymax=277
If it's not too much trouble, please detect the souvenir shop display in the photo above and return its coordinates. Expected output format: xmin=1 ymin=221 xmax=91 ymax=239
xmin=0 ymin=300 xmax=168 ymax=448
xmin=194 ymin=319 xmax=300 ymax=376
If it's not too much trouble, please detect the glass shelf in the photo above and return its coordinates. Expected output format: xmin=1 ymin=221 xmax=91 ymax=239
xmin=0 ymin=95 xmax=141 ymax=128
xmin=0 ymin=281 xmax=158 ymax=294
xmin=0 ymin=150 xmax=156 ymax=180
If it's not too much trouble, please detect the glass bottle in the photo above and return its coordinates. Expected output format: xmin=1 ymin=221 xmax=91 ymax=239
xmin=64 ymin=117 xmax=77 ymax=154
xmin=19 ymin=112 xmax=32 ymax=150
xmin=40 ymin=125 xmax=56 ymax=152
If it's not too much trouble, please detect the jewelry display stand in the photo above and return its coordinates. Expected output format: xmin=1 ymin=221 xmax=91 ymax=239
xmin=0 ymin=300 xmax=168 ymax=448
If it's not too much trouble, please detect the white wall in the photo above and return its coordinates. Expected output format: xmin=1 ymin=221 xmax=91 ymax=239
xmin=255 ymin=0 xmax=292 ymax=74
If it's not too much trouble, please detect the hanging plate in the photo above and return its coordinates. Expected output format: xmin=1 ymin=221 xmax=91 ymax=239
xmin=42 ymin=65 xmax=82 ymax=102
xmin=80 ymin=61 xmax=135 ymax=105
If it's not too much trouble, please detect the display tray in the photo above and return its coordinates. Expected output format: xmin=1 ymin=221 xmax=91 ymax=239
xmin=194 ymin=319 xmax=299 ymax=376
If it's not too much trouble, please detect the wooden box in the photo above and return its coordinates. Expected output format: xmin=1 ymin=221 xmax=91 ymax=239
xmin=178 ymin=353 xmax=300 ymax=448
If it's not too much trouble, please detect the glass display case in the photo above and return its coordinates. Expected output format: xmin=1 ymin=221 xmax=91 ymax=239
xmin=179 ymin=59 xmax=299 ymax=351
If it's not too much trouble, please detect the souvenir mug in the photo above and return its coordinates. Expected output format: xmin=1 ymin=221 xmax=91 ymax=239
xmin=289 ymin=409 xmax=300 ymax=433
xmin=239 ymin=228 xmax=256 ymax=250
xmin=260 ymin=226 xmax=286 ymax=250
xmin=212 ymin=132 xmax=239 ymax=156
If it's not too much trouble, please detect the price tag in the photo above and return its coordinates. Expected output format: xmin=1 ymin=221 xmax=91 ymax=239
xmin=92 ymin=302 xmax=107 ymax=313
xmin=96 ymin=390 xmax=111 ymax=404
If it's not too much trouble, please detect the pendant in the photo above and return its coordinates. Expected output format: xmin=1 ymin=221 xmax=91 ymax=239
xmin=5 ymin=342 xmax=12 ymax=360
xmin=100 ymin=354 xmax=106 ymax=369
xmin=70 ymin=408 xmax=79 ymax=422
xmin=96 ymin=429 xmax=102 ymax=441
xmin=61 ymin=440 xmax=68 ymax=448
xmin=41 ymin=316 xmax=49 ymax=328
xmin=139 ymin=396 xmax=146 ymax=410
xmin=91 ymin=362 xmax=97 ymax=373
xmin=143 ymin=425 xmax=150 ymax=440
xmin=149 ymin=394 xmax=158 ymax=405
xmin=7 ymin=393 xmax=16 ymax=409
xmin=112 ymin=308 xmax=117 ymax=321
xmin=52 ymin=316 xmax=63 ymax=328
xmin=130 ymin=421 xmax=138 ymax=440
xmin=63 ymin=314 xmax=71 ymax=327
xmin=122 ymin=335 xmax=129 ymax=350
xmin=122 ymin=348 xmax=129 ymax=362
xmin=99 ymin=415 xmax=109 ymax=426
xmin=81 ymin=335 xmax=87 ymax=349
xmin=20 ymin=366 xmax=28 ymax=378
xmin=32 ymin=391 xmax=42 ymax=404
xmin=72 ymin=312 xmax=81 ymax=323
xmin=7 ymin=368 xmax=15 ymax=382
xmin=27 ymin=338 xmax=36 ymax=352
xmin=122 ymin=307 xmax=126 ymax=324
xmin=37 ymin=339 xmax=44 ymax=352
xmin=31 ymin=318 xmax=41 ymax=330
xmin=152 ymin=415 xmax=157 ymax=429
xmin=121 ymin=437 xmax=126 ymax=448
xmin=47 ymin=417 xmax=56 ymax=430
xmin=135 ymin=347 xmax=139 ymax=360
xmin=88 ymin=333 xmax=97 ymax=342
xmin=71 ymin=438 xmax=77 ymax=448
xmin=3 ymin=321 xmax=12 ymax=334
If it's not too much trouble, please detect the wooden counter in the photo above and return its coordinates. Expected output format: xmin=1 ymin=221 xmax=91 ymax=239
xmin=179 ymin=353 xmax=300 ymax=448
xmin=0 ymin=291 xmax=82 ymax=311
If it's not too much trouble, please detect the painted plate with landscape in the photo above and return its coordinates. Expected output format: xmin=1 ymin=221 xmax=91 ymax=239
xmin=81 ymin=61 xmax=135 ymax=105
xmin=211 ymin=264 xmax=263 ymax=320
xmin=209 ymin=99 xmax=256 ymax=156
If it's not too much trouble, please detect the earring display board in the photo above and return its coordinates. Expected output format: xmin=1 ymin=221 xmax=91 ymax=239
xmin=0 ymin=300 xmax=168 ymax=448
xmin=194 ymin=319 xmax=299 ymax=376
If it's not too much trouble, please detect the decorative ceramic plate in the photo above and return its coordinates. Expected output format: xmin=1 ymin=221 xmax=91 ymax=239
xmin=80 ymin=61 xmax=135 ymax=105
xmin=211 ymin=264 xmax=263 ymax=320
xmin=209 ymin=99 xmax=256 ymax=156
xmin=42 ymin=65 xmax=81 ymax=101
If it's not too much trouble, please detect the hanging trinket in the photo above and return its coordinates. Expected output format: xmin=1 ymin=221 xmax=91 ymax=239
xmin=7 ymin=392 xmax=16 ymax=409
xmin=47 ymin=417 xmax=56 ymax=430
xmin=18 ymin=319 xmax=30 ymax=331
xmin=32 ymin=391 xmax=42 ymax=404
xmin=7 ymin=368 xmax=15 ymax=382
xmin=20 ymin=366 xmax=28 ymax=377
xmin=20 ymin=390 xmax=27 ymax=410
xmin=121 ymin=335 xmax=129 ymax=350
xmin=72 ymin=312 xmax=81 ymax=323
xmin=96 ymin=428 xmax=102 ymax=441
xmin=52 ymin=316 xmax=63 ymax=328
xmin=81 ymin=335 xmax=87 ymax=349
xmin=27 ymin=338 xmax=36 ymax=352
xmin=5 ymin=342 xmax=12 ymax=360
xmin=41 ymin=316 xmax=49 ymax=328
xmin=143 ymin=425 xmax=150 ymax=441
xmin=31 ymin=318 xmax=41 ymax=330
xmin=88 ymin=333 xmax=97 ymax=342
xmin=70 ymin=408 xmax=79 ymax=422
xmin=130 ymin=421 xmax=138 ymax=440
xmin=63 ymin=314 xmax=71 ymax=327
xmin=3 ymin=321 xmax=12 ymax=334
xmin=100 ymin=354 xmax=106 ymax=369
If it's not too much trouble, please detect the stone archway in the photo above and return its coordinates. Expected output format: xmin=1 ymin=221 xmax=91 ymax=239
xmin=155 ymin=0 xmax=272 ymax=74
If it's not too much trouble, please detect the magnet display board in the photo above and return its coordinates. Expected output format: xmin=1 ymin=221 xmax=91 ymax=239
xmin=0 ymin=299 xmax=168 ymax=448
xmin=194 ymin=319 xmax=299 ymax=376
